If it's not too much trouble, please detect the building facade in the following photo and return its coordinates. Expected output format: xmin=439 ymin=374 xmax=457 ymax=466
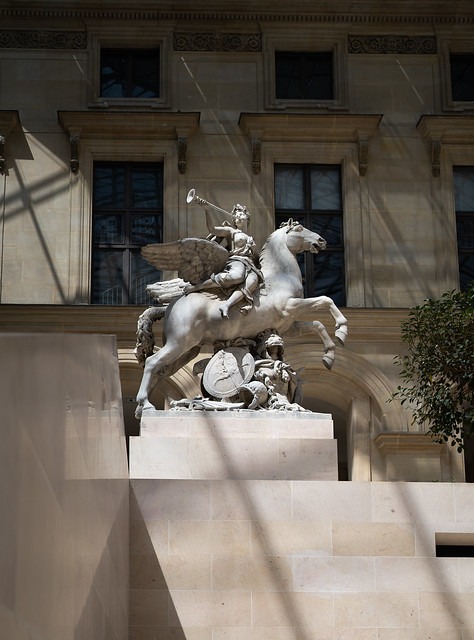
xmin=1 ymin=0 xmax=473 ymax=481
xmin=1 ymin=2 xmax=474 ymax=640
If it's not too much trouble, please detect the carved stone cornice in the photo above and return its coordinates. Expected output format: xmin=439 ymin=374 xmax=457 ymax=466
xmin=417 ymin=114 xmax=474 ymax=144
xmin=0 ymin=29 xmax=86 ymax=49
xmin=417 ymin=115 xmax=474 ymax=176
xmin=57 ymin=111 xmax=200 ymax=173
xmin=374 ymin=432 xmax=443 ymax=454
xmin=349 ymin=35 xmax=437 ymax=55
xmin=0 ymin=110 xmax=20 ymax=174
xmin=239 ymin=112 xmax=382 ymax=175
xmin=174 ymin=32 xmax=261 ymax=52
xmin=1 ymin=3 xmax=474 ymax=25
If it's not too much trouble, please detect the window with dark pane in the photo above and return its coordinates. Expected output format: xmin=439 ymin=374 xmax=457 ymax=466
xmin=453 ymin=167 xmax=474 ymax=290
xmin=450 ymin=54 xmax=474 ymax=102
xmin=100 ymin=48 xmax=159 ymax=98
xmin=275 ymin=164 xmax=345 ymax=306
xmin=92 ymin=162 xmax=163 ymax=304
xmin=275 ymin=51 xmax=333 ymax=100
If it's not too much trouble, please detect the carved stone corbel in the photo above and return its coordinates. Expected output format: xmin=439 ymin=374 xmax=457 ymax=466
xmin=177 ymin=136 xmax=187 ymax=174
xmin=431 ymin=139 xmax=441 ymax=177
xmin=70 ymin=134 xmax=79 ymax=174
xmin=0 ymin=135 xmax=5 ymax=175
xmin=358 ymin=137 xmax=369 ymax=176
xmin=251 ymin=137 xmax=261 ymax=175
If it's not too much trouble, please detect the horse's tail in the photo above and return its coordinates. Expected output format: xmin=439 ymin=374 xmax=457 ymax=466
xmin=134 ymin=306 xmax=167 ymax=367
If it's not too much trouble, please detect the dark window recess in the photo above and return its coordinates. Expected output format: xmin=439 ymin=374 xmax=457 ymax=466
xmin=436 ymin=545 xmax=474 ymax=557
xmin=100 ymin=48 xmax=159 ymax=98
xmin=275 ymin=51 xmax=333 ymax=100
xmin=92 ymin=162 xmax=163 ymax=304
xmin=274 ymin=163 xmax=345 ymax=306
xmin=453 ymin=167 xmax=474 ymax=291
xmin=450 ymin=54 xmax=474 ymax=102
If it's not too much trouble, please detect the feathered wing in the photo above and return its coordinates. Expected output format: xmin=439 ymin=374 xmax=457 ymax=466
xmin=141 ymin=238 xmax=228 ymax=285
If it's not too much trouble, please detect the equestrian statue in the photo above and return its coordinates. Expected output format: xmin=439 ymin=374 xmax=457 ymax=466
xmin=134 ymin=189 xmax=348 ymax=418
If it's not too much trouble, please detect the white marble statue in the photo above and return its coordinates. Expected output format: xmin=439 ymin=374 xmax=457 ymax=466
xmin=135 ymin=191 xmax=347 ymax=418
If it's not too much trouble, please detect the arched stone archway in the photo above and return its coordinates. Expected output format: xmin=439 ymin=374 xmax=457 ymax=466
xmin=283 ymin=345 xmax=409 ymax=480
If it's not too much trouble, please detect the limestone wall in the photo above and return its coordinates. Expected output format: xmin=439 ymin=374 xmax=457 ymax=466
xmin=0 ymin=333 xmax=129 ymax=640
xmin=130 ymin=413 xmax=474 ymax=640
xmin=0 ymin=4 xmax=468 ymax=306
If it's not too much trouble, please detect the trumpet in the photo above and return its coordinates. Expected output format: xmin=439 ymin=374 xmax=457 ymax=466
xmin=186 ymin=188 xmax=234 ymax=219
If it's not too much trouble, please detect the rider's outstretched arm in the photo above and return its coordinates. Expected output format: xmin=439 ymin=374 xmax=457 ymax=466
xmin=205 ymin=209 xmax=232 ymax=240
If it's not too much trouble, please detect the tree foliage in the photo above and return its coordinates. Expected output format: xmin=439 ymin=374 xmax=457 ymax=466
xmin=393 ymin=286 xmax=474 ymax=451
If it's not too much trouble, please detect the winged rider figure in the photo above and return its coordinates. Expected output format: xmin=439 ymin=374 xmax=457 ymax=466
xmin=183 ymin=202 xmax=263 ymax=318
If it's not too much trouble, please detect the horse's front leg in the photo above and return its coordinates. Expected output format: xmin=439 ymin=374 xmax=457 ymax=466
xmin=135 ymin=348 xmax=171 ymax=418
xmin=283 ymin=320 xmax=336 ymax=370
xmin=135 ymin=343 xmax=201 ymax=419
xmin=285 ymin=296 xmax=348 ymax=346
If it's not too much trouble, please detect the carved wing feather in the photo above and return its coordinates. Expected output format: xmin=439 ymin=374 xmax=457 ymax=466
xmin=141 ymin=238 xmax=228 ymax=285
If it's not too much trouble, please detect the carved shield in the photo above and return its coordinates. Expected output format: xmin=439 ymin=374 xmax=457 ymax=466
xmin=202 ymin=347 xmax=255 ymax=399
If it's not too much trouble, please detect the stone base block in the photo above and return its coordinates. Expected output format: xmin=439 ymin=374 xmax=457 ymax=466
xmin=129 ymin=410 xmax=337 ymax=480
xmin=129 ymin=478 xmax=474 ymax=640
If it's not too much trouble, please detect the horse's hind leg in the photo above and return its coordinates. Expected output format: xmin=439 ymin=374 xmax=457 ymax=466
xmin=283 ymin=320 xmax=336 ymax=370
xmin=286 ymin=296 xmax=348 ymax=346
xmin=135 ymin=343 xmax=200 ymax=418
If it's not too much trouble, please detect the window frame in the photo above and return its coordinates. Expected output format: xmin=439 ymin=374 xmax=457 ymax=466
xmin=99 ymin=47 xmax=161 ymax=100
xmin=417 ymin=115 xmax=474 ymax=292
xmin=439 ymin=35 xmax=474 ymax=112
xmin=91 ymin=161 xmax=164 ymax=305
xmin=453 ymin=165 xmax=474 ymax=291
xmin=263 ymin=30 xmax=348 ymax=111
xmin=87 ymin=25 xmax=171 ymax=109
xmin=261 ymin=142 xmax=364 ymax=307
xmin=274 ymin=51 xmax=334 ymax=102
xmin=274 ymin=163 xmax=346 ymax=305
xmin=71 ymin=138 xmax=179 ymax=304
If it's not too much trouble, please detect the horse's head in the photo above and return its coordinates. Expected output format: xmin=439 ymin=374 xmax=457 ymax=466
xmin=279 ymin=219 xmax=327 ymax=254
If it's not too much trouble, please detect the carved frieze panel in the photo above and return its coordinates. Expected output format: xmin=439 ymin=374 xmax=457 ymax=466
xmin=348 ymin=35 xmax=437 ymax=55
xmin=174 ymin=32 xmax=261 ymax=52
xmin=0 ymin=30 xmax=87 ymax=49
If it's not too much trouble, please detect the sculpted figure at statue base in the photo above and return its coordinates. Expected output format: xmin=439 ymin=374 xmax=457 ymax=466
xmin=134 ymin=189 xmax=348 ymax=419
xmin=169 ymin=330 xmax=308 ymax=412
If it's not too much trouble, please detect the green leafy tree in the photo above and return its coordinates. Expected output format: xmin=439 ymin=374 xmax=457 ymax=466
xmin=393 ymin=286 xmax=474 ymax=452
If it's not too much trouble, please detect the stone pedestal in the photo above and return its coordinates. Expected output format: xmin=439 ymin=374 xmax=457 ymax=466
xmin=129 ymin=411 xmax=337 ymax=639
xmin=130 ymin=410 xmax=337 ymax=480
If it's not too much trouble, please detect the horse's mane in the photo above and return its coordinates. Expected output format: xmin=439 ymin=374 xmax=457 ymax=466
xmin=259 ymin=219 xmax=302 ymax=269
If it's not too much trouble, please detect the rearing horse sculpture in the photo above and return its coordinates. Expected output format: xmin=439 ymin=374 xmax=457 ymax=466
xmin=135 ymin=220 xmax=347 ymax=418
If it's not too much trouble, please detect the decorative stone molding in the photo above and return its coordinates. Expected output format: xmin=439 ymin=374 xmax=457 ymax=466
xmin=239 ymin=113 xmax=382 ymax=175
xmin=0 ymin=30 xmax=86 ymax=49
xmin=57 ymin=111 xmax=200 ymax=174
xmin=174 ymin=32 xmax=261 ymax=52
xmin=374 ymin=432 xmax=443 ymax=454
xmin=417 ymin=115 xmax=474 ymax=176
xmin=0 ymin=110 xmax=20 ymax=174
xmin=349 ymin=35 xmax=437 ymax=55
xmin=285 ymin=344 xmax=409 ymax=436
xmin=1 ymin=6 xmax=474 ymax=26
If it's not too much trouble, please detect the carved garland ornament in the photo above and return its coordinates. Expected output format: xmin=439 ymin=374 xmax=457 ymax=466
xmin=174 ymin=32 xmax=261 ymax=52
xmin=0 ymin=30 xmax=87 ymax=49
xmin=348 ymin=35 xmax=437 ymax=55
